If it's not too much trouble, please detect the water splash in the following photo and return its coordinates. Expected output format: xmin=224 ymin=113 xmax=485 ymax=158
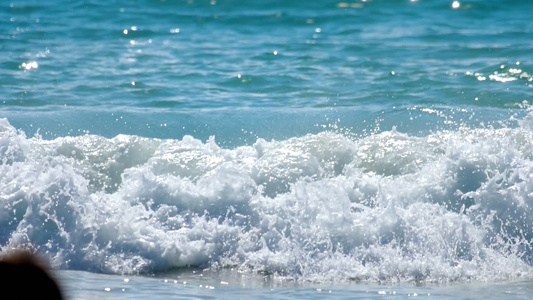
xmin=1 ymin=117 xmax=532 ymax=282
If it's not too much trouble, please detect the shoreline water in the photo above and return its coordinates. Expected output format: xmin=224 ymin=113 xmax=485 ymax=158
xmin=56 ymin=268 xmax=533 ymax=300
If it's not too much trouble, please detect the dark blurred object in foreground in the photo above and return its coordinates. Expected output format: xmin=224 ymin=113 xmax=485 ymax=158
xmin=0 ymin=251 xmax=63 ymax=300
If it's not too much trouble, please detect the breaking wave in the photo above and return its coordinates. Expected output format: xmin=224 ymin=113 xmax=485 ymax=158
xmin=1 ymin=115 xmax=533 ymax=283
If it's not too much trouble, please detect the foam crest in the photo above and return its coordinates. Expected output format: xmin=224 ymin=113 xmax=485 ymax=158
xmin=1 ymin=117 xmax=533 ymax=282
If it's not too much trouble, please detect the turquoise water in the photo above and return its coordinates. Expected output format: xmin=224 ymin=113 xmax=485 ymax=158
xmin=2 ymin=0 xmax=533 ymax=298
xmin=3 ymin=0 xmax=532 ymax=142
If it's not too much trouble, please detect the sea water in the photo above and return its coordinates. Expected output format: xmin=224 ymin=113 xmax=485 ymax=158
xmin=2 ymin=0 xmax=533 ymax=298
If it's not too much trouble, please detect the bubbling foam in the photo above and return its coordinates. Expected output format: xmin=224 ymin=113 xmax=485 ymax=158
xmin=0 ymin=117 xmax=532 ymax=282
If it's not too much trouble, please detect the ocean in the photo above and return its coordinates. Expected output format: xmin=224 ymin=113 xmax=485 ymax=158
xmin=2 ymin=0 xmax=533 ymax=298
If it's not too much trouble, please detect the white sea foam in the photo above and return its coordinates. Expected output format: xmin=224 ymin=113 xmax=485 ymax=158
xmin=1 ymin=117 xmax=533 ymax=283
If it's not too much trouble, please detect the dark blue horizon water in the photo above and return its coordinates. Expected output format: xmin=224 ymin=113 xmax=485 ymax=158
xmin=2 ymin=1 xmax=533 ymax=298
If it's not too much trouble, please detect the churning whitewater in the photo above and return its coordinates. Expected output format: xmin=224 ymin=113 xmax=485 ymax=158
xmin=1 ymin=115 xmax=533 ymax=283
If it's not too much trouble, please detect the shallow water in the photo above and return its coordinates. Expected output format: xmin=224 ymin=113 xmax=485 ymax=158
xmin=57 ymin=269 xmax=533 ymax=300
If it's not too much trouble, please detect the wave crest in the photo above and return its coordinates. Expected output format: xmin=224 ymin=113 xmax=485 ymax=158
xmin=1 ymin=118 xmax=532 ymax=282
